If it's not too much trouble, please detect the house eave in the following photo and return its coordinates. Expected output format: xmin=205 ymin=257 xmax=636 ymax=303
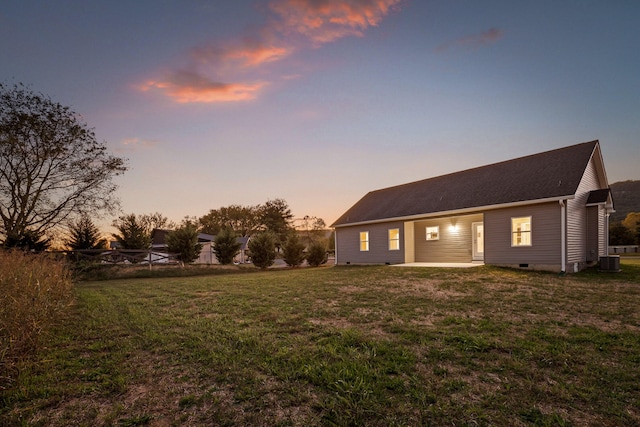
xmin=333 ymin=195 xmax=574 ymax=228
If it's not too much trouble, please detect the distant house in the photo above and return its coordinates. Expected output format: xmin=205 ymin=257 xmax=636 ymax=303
xmin=151 ymin=229 xmax=250 ymax=264
xmin=332 ymin=140 xmax=614 ymax=273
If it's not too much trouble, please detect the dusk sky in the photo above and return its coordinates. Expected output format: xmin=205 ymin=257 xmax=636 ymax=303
xmin=2 ymin=0 xmax=639 ymax=228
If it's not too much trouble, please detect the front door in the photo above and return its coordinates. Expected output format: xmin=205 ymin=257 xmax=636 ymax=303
xmin=472 ymin=222 xmax=484 ymax=261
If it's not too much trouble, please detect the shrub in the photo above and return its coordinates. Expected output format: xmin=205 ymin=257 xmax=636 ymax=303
xmin=306 ymin=241 xmax=328 ymax=267
xmin=0 ymin=250 xmax=73 ymax=369
xmin=65 ymin=215 xmax=107 ymax=250
xmin=248 ymin=232 xmax=276 ymax=269
xmin=213 ymin=228 xmax=241 ymax=265
xmin=2 ymin=228 xmax=51 ymax=251
xmin=166 ymin=223 xmax=203 ymax=264
xmin=282 ymin=233 xmax=306 ymax=267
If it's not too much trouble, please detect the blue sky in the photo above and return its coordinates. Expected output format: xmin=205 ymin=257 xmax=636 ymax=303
xmin=1 ymin=0 xmax=639 ymax=227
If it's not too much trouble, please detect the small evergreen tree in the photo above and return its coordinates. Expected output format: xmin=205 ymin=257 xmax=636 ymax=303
xmin=3 ymin=228 xmax=50 ymax=251
xmin=213 ymin=228 xmax=241 ymax=265
xmin=306 ymin=241 xmax=328 ymax=267
xmin=65 ymin=215 xmax=106 ymax=250
xmin=111 ymin=214 xmax=152 ymax=249
xmin=282 ymin=233 xmax=306 ymax=267
xmin=248 ymin=232 xmax=276 ymax=269
xmin=111 ymin=212 xmax=173 ymax=249
xmin=166 ymin=222 xmax=203 ymax=264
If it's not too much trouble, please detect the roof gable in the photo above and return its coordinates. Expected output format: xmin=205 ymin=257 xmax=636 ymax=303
xmin=333 ymin=140 xmax=600 ymax=226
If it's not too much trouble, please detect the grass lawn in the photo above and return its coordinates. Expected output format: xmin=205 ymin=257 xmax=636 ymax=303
xmin=2 ymin=260 xmax=640 ymax=426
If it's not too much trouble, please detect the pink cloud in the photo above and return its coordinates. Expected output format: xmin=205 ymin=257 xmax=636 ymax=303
xmin=269 ymin=0 xmax=403 ymax=44
xmin=140 ymin=0 xmax=403 ymax=104
xmin=191 ymin=41 xmax=293 ymax=68
xmin=436 ymin=27 xmax=504 ymax=52
xmin=140 ymin=70 xmax=266 ymax=103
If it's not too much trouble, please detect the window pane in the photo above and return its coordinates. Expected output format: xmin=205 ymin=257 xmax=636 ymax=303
xmin=360 ymin=231 xmax=369 ymax=251
xmin=426 ymin=226 xmax=439 ymax=241
xmin=511 ymin=217 xmax=532 ymax=246
xmin=389 ymin=228 xmax=400 ymax=250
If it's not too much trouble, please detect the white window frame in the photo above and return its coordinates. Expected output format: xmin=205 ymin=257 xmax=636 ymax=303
xmin=388 ymin=228 xmax=400 ymax=250
xmin=426 ymin=226 xmax=439 ymax=241
xmin=511 ymin=216 xmax=532 ymax=247
xmin=360 ymin=231 xmax=369 ymax=251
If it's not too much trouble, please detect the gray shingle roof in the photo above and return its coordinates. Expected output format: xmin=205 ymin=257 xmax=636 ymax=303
xmin=333 ymin=140 xmax=599 ymax=227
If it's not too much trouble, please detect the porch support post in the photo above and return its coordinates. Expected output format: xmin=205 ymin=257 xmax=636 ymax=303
xmin=334 ymin=229 xmax=339 ymax=265
xmin=404 ymin=222 xmax=415 ymax=263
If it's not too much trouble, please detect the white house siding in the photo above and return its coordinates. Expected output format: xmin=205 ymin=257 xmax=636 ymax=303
xmin=567 ymin=156 xmax=604 ymax=266
xmin=484 ymin=203 xmax=561 ymax=271
xmin=335 ymin=221 xmax=405 ymax=264
xmin=196 ymin=242 xmax=216 ymax=264
xmin=413 ymin=214 xmax=483 ymax=263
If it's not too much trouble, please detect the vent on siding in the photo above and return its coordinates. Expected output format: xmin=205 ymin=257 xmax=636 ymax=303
xmin=519 ymin=263 xmax=529 ymax=268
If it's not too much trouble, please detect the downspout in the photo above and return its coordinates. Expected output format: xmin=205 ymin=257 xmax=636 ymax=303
xmin=604 ymin=198 xmax=615 ymax=256
xmin=560 ymin=200 xmax=566 ymax=273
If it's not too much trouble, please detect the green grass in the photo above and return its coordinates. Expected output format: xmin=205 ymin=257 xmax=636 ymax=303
xmin=2 ymin=261 xmax=640 ymax=426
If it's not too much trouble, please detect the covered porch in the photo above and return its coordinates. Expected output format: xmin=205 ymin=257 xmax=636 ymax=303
xmin=404 ymin=213 xmax=484 ymax=264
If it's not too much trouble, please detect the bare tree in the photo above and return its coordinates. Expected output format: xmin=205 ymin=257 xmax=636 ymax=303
xmin=199 ymin=204 xmax=262 ymax=237
xmin=0 ymin=83 xmax=127 ymax=247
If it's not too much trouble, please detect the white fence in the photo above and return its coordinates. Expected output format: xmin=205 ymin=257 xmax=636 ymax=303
xmin=609 ymin=246 xmax=640 ymax=254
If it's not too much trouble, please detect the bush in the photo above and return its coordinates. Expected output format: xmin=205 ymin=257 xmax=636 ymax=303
xmin=248 ymin=232 xmax=276 ymax=269
xmin=166 ymin=223 xmax=203 ymax=264
xmin=0 ymin=250 xmax=74 ymax=369
xmin=282 ymin=233 xmax=306 ymax=267
xmin=213 ymin=228 xmax=241 ymax=265
xmin=306 ymin=241 xmax=328 ymax=267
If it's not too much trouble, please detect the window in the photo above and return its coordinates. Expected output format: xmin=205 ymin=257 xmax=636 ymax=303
xmin=426 ymin=226 xmax=439 ymax=241
xmin=388 ymin=228 xmax=400 ymax=250
xmin=511 ymin=216 xmax=532 ymax=246
xmin=359 ymin=231 xmax=369 ymax=251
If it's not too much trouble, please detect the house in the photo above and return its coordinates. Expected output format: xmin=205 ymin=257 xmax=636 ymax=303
xmin=331 ymin=140 xmax=614 ymax=273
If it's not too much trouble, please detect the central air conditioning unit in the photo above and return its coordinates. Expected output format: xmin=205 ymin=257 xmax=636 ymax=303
xmin=599 ymin=256 xmax=620 ymax=272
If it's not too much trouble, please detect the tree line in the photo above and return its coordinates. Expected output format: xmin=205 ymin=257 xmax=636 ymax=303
xmin=609 ymin=212 xmax=640 ymax=246
xmin=0 ymin=82 xmax=331 ymax=267
xmin=105 ymin=203 xmax=330 ymax=267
